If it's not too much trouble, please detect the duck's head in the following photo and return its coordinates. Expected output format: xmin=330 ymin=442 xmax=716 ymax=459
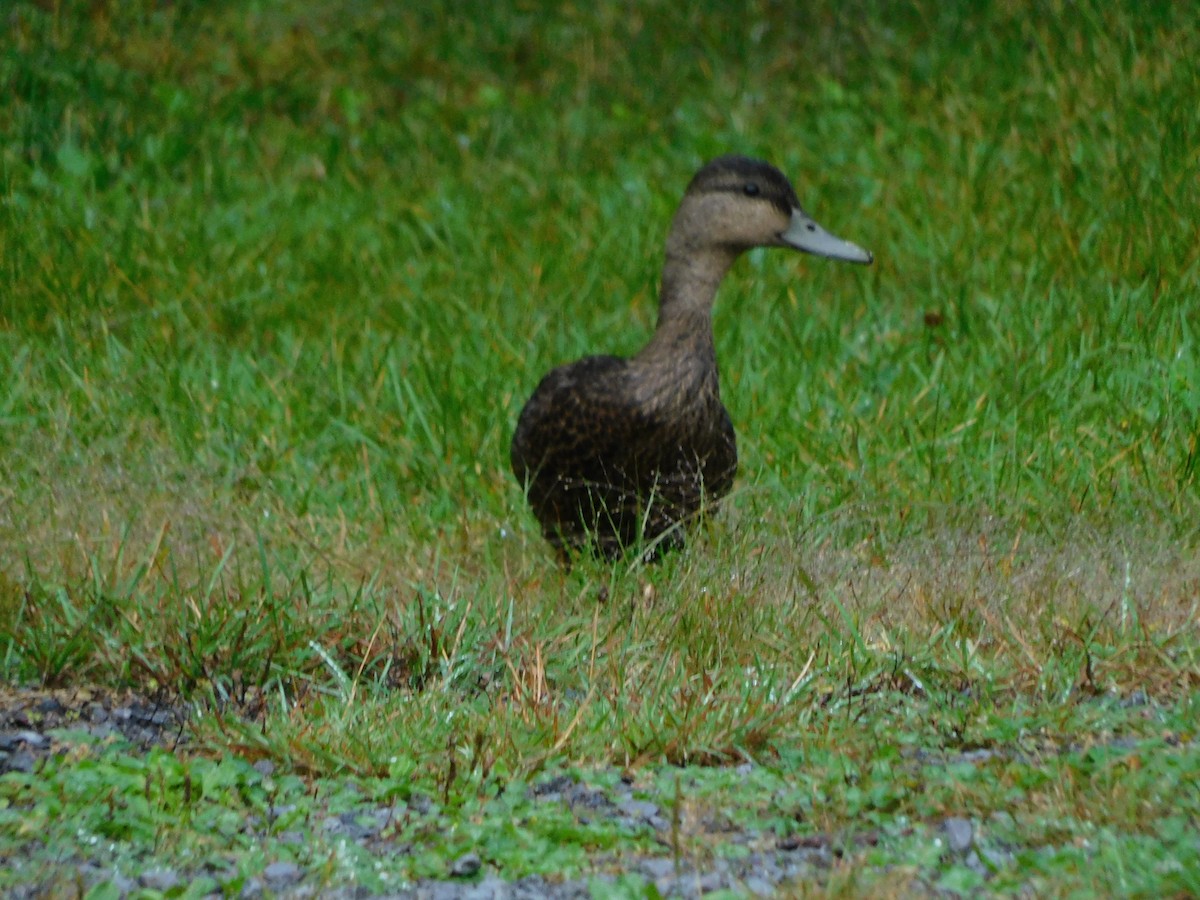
xmin=674 ymin=155 xmax=873 ymax=265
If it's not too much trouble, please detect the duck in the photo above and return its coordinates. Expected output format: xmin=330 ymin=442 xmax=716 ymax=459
xmin=511 ymin=155 xmax=872 ymax=560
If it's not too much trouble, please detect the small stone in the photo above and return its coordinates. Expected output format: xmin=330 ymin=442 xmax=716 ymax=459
xmin=139 ymin=867 xmax=180 ymax=891
xmin=3 ymin=751 xmax=35 ymax=773
xmin=422 ymin=883 xmax=466 ymax=900
xmin=943 ymin=817 xmax=974 ymax=853
xmin=570 ymin=784 xmax=614 ymax=810
xmin=331 ymin=810 xmax=376 ymax=840
xmin=91 ymin=868 xmax=135 ymax=894
xmin=791 ymin=832 xmax=830 ymax=851
xmin=978 ymin=844 xmax=1012 ymax=870
xmin=698 ymin=871 xmax=726 ymax=892
xmin=745 ymin=876 xmax=775 ymax=896
xmin=514 ymin=875 xmax=554 ymax=896
xmin=988 ymin=810 xmax=1015 ymax=828
xmin=253 ymin=759 xmax=276 ymax=777
xmin=449 ymin=852 xmax=482 ymax=878
xmin=958 ymin=748 xmax=997 ymax=764
xmin=640 ymin=858 xmax=676 ymax=879
xmin=619 ymin=798 xmax=660 ymax=820
xmin=747 ymin=855 xmax=783 ymax=882
xmin=471 ymin=874 xmax=508 ymax=898
xmin=534 ymin=774 xmax=574 ymax=796
xmin=113 ymin=873 xmax=137 ymax=894
xmin=87 ymin=723 xmax=118 ymax=741
xmin=965 ymin=848 xmax=988 ymax=875
xmin=371 ymin=806 xmax=401 ymax=829
xmin=263 ymin=861 xmax=301 ymax=885
xmin=18 ymin=730 xmax=48 ymax=748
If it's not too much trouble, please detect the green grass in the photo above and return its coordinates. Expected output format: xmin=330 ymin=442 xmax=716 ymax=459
xmin=1 ymin=0 xmax=1198 ymax=894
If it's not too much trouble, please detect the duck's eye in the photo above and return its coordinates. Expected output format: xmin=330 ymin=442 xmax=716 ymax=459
xmin=742 ymin=182 xmax=761 ymax=197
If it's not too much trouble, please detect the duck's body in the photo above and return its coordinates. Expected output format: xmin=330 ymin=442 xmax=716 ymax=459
xmin=511 ymin=156 xmax=872 ymax=559
xmin=511 ymin=344 xmax=735 ymax=559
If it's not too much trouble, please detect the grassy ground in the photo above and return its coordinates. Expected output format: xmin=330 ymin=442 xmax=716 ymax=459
xmin=1 ymin=0 xmax=1198 ymax=894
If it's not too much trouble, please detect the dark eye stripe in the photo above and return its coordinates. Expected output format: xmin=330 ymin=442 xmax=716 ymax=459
xmin=711 ymin=174 xmax=794 ymax=215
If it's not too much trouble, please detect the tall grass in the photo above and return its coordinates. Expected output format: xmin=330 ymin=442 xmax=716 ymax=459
xmin=0 ymin=0 xmax=1197 ymax=778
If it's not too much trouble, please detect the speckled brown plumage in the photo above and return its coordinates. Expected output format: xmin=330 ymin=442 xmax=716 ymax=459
xmin=511 ymin=156 xmax=872 ymax=559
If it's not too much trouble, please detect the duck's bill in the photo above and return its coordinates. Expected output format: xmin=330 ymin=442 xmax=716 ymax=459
xmin=781 ymin=208 xmax=873 ymax=264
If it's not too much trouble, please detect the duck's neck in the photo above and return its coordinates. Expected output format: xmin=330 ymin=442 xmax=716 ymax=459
xmin=637 ymin=243 xmax=737 ymax=366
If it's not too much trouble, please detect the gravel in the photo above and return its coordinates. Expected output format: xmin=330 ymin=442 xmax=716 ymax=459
xmin=0 ymin=686 xmax=190 ymax=776
xmin=0 ymin=686 xmax=1176 ymax=898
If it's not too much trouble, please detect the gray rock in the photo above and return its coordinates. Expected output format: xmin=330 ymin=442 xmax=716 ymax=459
xmin=112 ymin=872 xmax=137 ymax=894
xmin=0 ymin=732 xmax=42 ymax=752
xmin=467 ymin=874 xmax=509 ymax=899
xmin=978 ymin=844 xmax=1013 ymax=871
xmin=533 ymin=774 xmax=574 ymax=796
xmin=449 ymin=851 xmax=482 ymax=878
xmin=965 ymin=848 xmax=989 ymax=875
xmin=139 ymin=867 xmax=180 ymax=891
xmin=4 ymin=750 xmax=36 ymax=772
xmin=15 ymin=730 xmax=48 ymax=748
xmin=131 ymin=706 xmax=175 ymax=726
xmin=697 ymin=871 xmax=726 ymax=892
xmin=744 ymin=875 xmax=776 ymax=896
xmin=640 ymin=857 xmax=676 ymax=879
xmin=957 ymin=748 xmax=998 ymax=764
xmin=943 ymin=817 xmax=974 ymax=853
xmin=409 ymin=792 xmax=434 ymax=815
xmin=988 ymin=810 xmax=1016 ymax=829
xmin=332 ymin=809 xmax=381 ymax=840
xmin=79 ymin=865 xmax=134 ymax=895
xmin=264 ymin=860 xmax=301 ymax=885
xmin=567 ymin=783 xmax=615 ymax=811
xmin=619 ymin=798 xmax=660 ymax=820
